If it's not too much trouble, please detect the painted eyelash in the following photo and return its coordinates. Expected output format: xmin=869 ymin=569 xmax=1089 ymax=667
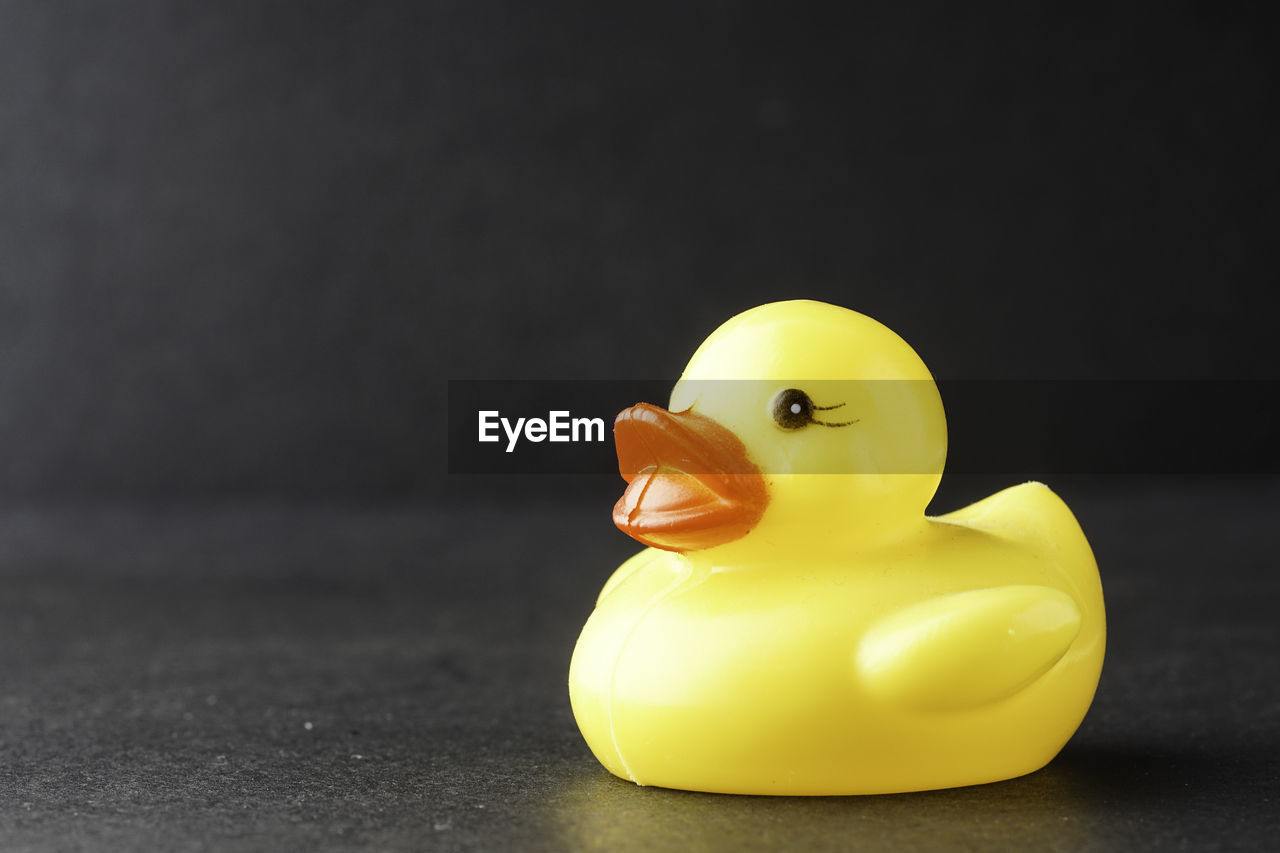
xmin=811 ymin=401 xmax=859 ymax=428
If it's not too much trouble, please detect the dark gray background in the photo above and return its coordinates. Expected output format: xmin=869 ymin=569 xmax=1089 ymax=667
xmin=1 ymin=1 xmax=1276 ymax=500
xmin=1 ymin=3 xmax=1277 ymax=851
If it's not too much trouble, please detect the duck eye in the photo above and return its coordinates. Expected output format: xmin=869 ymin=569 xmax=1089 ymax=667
xmin=771 ymin=388 xmax=814 ymax=430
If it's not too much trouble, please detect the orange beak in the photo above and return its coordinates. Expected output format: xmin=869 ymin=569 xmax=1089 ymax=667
xmin=612 ymin=403 xmax=768 ymax=552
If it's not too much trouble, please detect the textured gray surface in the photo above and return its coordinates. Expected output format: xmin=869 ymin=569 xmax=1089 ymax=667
xmin=1 ymin=480 xmax=1277 ymax=850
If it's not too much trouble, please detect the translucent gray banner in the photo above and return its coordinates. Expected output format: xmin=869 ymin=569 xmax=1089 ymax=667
xmin=448 ymin=379 xmax=1279 ymax=475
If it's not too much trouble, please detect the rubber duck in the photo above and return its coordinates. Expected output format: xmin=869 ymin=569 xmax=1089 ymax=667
xmin=568 ymin=300 xmax=1105 ymax=795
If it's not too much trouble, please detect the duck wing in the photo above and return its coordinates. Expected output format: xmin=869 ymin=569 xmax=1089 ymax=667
xmin=855 ymin=584 xmax=1081 ymax=711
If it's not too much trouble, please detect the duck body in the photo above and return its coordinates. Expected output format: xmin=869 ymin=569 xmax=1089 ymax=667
xmin=568 ymin=301 xmax=1105 ymax=795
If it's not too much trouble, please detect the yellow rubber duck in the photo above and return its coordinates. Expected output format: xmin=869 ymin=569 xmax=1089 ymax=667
xmin=569 ymin=299 xmax=1105 ymax=795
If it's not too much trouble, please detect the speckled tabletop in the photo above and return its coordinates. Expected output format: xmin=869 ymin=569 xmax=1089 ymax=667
xmin=1 ymin=479 xmax=1276 ymax=851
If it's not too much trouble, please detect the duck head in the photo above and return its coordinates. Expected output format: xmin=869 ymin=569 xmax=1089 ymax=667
xmin=613 ymin=300 xmax=948 ymax=557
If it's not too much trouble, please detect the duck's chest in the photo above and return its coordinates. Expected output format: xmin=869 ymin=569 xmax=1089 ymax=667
xmin=596 ymin=562 xmax=910 ymax=707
